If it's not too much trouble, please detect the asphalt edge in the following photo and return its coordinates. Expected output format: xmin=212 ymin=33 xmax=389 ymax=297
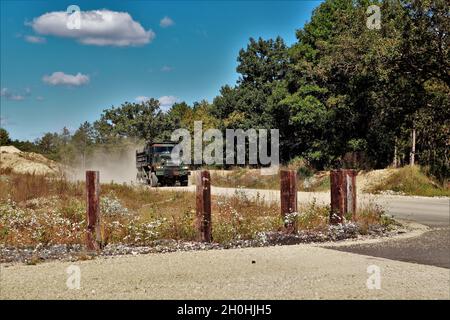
xmin=315 ymin=219 xmax=430 ymax=248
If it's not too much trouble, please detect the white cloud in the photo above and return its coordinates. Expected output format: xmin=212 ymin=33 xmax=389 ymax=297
xmin=161 ymin=65 xmax=173 ymax=72
xmin=36 ymin=96 xmax=44 ymax=101
xmin=158 ymin=95 xmax=178 ymax=108
xmin=1 ymin=88 xmax=25 ymax=101
xmin=160 ymin=16 xmax=174 ymax=28
xmin=42 ymin=72 xmax=90 ymax=86
xmin=135 ymin=96 xmax=150 ymax=103
xmin=29 ymin=9 xmax=155 ymax=47
xmin=25 ymin=35 xmax=46 ymax=43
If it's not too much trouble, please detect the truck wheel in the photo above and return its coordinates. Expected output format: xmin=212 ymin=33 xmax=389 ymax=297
xmin=149 ymin=173 xmax=158 ymax=187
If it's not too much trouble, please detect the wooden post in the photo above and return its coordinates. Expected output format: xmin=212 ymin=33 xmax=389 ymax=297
xmin=196 ymin=170 xmax=212 ymax=242
xmin=86 ymin=170 xmax=102 ymax=250
xmin=330 ymin=169 xmax=357 ymax=224
xmin=280 ymin=170 xmax=297 ymax=232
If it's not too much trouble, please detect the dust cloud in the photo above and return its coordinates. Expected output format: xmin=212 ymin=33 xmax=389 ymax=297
xmin=65 ymin=143 xmax=144 ymax=183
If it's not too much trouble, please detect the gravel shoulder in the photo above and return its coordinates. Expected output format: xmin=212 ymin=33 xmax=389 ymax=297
xmin=1 ymin=243 xmax=448 ymax=300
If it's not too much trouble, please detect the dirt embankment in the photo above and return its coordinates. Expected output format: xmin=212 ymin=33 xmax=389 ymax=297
xmin=0 ymin=146 xmax=60 ymax=175
xmin=357 ymin=168 xmax=396 ymax=193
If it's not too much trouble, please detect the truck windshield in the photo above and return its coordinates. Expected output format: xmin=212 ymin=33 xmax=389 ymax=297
xmin=152 ymin=146 xmax=174 ymax=153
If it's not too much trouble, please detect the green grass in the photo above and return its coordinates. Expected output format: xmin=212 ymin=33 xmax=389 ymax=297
xmin=367 ymin=166 xmax=450 ymax=197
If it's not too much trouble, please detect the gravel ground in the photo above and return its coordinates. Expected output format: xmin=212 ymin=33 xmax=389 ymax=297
xmin=1 ymin=244 xmax=448 ymax=299
xmin=0 ymin=223 xmax=403 ymax=264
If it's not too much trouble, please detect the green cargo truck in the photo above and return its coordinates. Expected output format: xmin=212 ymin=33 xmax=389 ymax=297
xmin=136 ymin=142 xmax=190 ymax=186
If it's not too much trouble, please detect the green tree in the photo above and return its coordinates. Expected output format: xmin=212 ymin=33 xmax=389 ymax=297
xmin=212 ymin=37 xmax=289 ymax=133
xmin=236 ymin=37 xmax=288 ymax=87
xmin=93 ymin=99 xmax=167 ymax=143
xmin=36 ymin=132 xmax=62 ymax=160
xmin=0 ymin=128 xmax=11 ymax=146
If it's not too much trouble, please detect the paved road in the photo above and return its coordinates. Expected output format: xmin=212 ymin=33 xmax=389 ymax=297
xmin=163 ymin=185 xmax=450 ymax=227
xmin=1 ymin=244 xmax=448 ymax=299
xmin=326 ymin=228 xmax=450 ymax=269
xmin=374 ymin=196 xmax=449 ymax=227
xmin=322 ymin=193 xmax=449 ymax=269
xmin=163 ymin=186 xmax=450 ymax=268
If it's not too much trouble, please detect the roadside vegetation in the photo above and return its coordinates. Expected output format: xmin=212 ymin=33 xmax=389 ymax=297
xmin=365 ymin=166 xmax=450 ymax=197
xmin=208 ymin=165 xmax=449 ymax=197
xmin=0 ymin=171 xmax=396 ymax=255
xmin=208 ymin=167 xmax=329 ymax=192
xmin=206 ymin=157 xmax=329 ymax=191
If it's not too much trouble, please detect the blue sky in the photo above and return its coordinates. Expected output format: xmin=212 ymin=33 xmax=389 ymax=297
xmin=1 ymin=0 xmax=322 ymax=141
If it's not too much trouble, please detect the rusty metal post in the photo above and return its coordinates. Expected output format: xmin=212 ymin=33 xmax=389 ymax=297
xmin=196 ymin=170 xmax=212 ymax=242
xmin=280 ymin=170 xmax=297 ymax=232
xmin=330 ymin=169 xmax=357 ymax=224
xmin=86 ymin=170 xmax=102 ymax=250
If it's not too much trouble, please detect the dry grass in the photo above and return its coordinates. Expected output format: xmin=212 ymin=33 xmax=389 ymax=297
xmin=296 ymin=201 xmax=330 ymax=230
xmin=212 ymin=190 xmax=281 ymax=243
xmin=0 ymin=172 xmax=393 ymax=248
xmin=0 ymin=167 xmax=83 ymax=203
xmin=0 ymin=172 xmax=279 ymax=247
xmin=352 ymin=201 xmax=397 ymax=234
xmin=208 ymin=167 xmax=330 ymax=191
xmin=366 ymin=166 xmax=450 ymax=197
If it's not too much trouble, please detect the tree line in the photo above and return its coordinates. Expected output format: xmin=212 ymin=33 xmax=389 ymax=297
xmin=1 ymin=0 xmax=448 ymax=181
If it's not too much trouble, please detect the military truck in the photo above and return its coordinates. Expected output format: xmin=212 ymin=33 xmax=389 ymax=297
xmin=136 ymin=142 xmax=190 ymax=186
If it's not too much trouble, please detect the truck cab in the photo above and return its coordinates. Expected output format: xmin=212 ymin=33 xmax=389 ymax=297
xmin=136 ymin=142 xmax=190 ymax=186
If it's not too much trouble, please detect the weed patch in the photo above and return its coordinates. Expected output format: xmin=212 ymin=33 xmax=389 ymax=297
xmin=366 ymin=166 xmax=449 ymax=197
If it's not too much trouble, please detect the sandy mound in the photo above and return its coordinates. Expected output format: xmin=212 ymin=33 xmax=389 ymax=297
xmin=0 ymin=146 xmax=60 ymax=175
xmin=0 ymin=146 xmax=21 ymax=154
xmin=357 ymin=168 xmax=396 ymax=192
